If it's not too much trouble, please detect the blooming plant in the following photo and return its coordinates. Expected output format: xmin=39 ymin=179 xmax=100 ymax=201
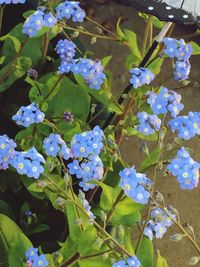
xmin=0 ymin=1 xmax=200 ymax=267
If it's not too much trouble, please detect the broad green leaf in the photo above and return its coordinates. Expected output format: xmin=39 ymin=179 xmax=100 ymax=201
xmin=2 ymin=23 xmax=42 ymax=66
xmin=75 ymin=74 xmax=123 ymax=115
xmin=90 ymin=180 xmax=121 ymax=211
xmin=135 ymin=237 xmax=154 ymax=267
xmin=78 ymin=225 xmax=98 ymax=255
xmin=148 ymin=57 xmax=164 ymax=75
xmin=0 ymin=56 xmax=32 ymax=92
xmin=110 ymin=197 xmax=142 ymax=226
xmin=0 ymin=214 xmax=32 ymax=267
xmin=157 ymin=250 xmax=169 ymax=267
xmin=60 ymin=237 xmax=78 ymax=261
xmin=79 ymin=258 xmax=111 ymax=267
xmin=46 ymin=76 xmax=91 ymax=121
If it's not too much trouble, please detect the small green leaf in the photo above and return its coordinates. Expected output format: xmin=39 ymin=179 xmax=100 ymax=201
xmin=135 ymin=237 xmax=154 ymax=267
xmin=156 ymin=250 xmax=168 ymax=267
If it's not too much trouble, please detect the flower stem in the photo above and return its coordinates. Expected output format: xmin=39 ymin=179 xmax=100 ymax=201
xmin=45 ymin=174 xmax=132 ymax=257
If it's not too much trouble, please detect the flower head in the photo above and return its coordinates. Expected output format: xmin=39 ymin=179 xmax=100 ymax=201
xmin=12 ymin=103 xmax=45 ymax=128
xmin=56 ymin=1 xmax=85 ymax=22
xmin=43 ymin=134 xmax=71 ymax=160
xmin=167 ymin=147 xmax=200 ymax=190
xmin=147 ymin=87 xmax=184 ymax=118
xmin=113 ymin=256 xmax=141 ymax=267
xmin=0 ymin=135 xmax=16 ymax=170
xmin=119 ymin=167 xmax=152 ymax=204
xmin=136 ymin=111 xmax=161 ymax=135
xmin=130 ymin=68 xmax=155 ymax=89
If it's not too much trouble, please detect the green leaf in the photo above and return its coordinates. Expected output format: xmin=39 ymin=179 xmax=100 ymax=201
xmin=46 ymin=76 xmax=91 ymax=121
xmin=0 ymin=56 xmax=32 ymax=92
xmin=116 ymin=17 xmax=125 ymax=40
xmin=60 ymin=237 xmax=77 ymax=261
xmin=101 ymin=55 xmax=112 ymax=67
xmin=124 ymin=29 xmax=141 ymax=60
xmin=140 ymin=147 xmax=161 ymax=171
xmin=191 ymin=41 xmax=200 ymax=55
xmin=2 ymin=23 xmax=42 ymax=66
xmin=75 ymin=74 xmax=123 ymax=115
xmin=110 ymin=197 xmax=142 ymax=226
xmin=90 ymin=180 xmax=121 ymax=211
xmin=79 ymin=258 xmax=111 ymax=267
xmin=157 ymin=250 xmax=169 ymax=267
xmin=0 ymin=214 xmax=32 ymax=267
xmin=135 ymin=237 xmax=154 ymax=267
xmin=148 ymin=57 xmax=164 ymax=75
xmin=78 ymin=225 xmax=98 ymax=255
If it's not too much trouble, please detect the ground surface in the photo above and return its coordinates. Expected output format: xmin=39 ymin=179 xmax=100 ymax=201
xmin=80 ymin=1 xmax=200 ymax=266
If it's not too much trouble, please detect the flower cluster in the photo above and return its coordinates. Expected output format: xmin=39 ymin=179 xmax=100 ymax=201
xmin=43 ymin=134 xmax=71 ymax=160
xmin=168 ymin=111 xmax=200 ymax=140
xmin=163 ymin=37 xmax=192 ymax=81
xmin=68 ymin=155 xmax=104 ymax=191
xmin=136 ymin=111 xmax=161 ymax=135
xmin=0 ymin=0 xmax=26 ymax=3
xmin=147 ymin=87 xmax=184 ymax=118
xmin=72 ymin=58 xmax=106 ymax=90
xmin=11 ymin=147 xmax=46 ymax=179
xmin=67 ymin=126 xmax=104 ymax=190
xmin=56 ymin=1 xmax=85 ymax=22
xmin=144 ymin=208 xmax=175 ymax=240
xmin=113 ymin=256 xmax=141 ymax=267
xmin=55 ymin=39 xmax=76 ymax=62
xmin=55 ymin=39 xmax=106 ymax=89
xmin=0 ymin=135 xmax=16 ymax=170
xmin=12 ymin=103 xmax=45 ymax=128
xmin=26 ymin=247 xmax=48 ymax=267
xmin=23 ymin=9 xmax=57 ymax=37
xmin=167 ymin=147 xmax=200 ymax=190
xmin=130 ymin=67 xmax=155 ymax=89
xmin=70 ymin=126 xmax=104 ymax=158
xmin=119 ymin=167 xmax=152 ymax=204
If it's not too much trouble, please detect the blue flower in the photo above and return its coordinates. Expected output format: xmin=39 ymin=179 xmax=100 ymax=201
xmin=83 ymin=198 xmax=96 ymax=224
xmin=147 ymin=87 xmax=184 ymax=118
xmin=0 ymin=135 xmax=16 ymax=170
xmin=11 ymin=147 xmax=45 ymax=179
xmin=26 ymin=247 xmax=38 ymax=262
xmin=113 ymin=256 xmax=141 ymax=267
xmin=43 ymin=134 xmax=71 ymax=160
xmin=144 ymin=208 xmax=175 ymax=240
xmin=136 ymin=111 xmax=161 ymax=135
xmin=12 ymin=103 xmax=45 ymax=127
xmin=119 ymin=167 xmax=151 ymax=204
xmin=23 ymin=10 xmax=57 ymax=37
xmin=56 ymin=1 xmax=85 ymax=22
xmin=167 ymin=147 xmax=200 ymax=190
xmin=0 ymin=0 xmax=26 ymax=3
xmin=55 ymin=39 xmax=76 ymax=61
xmin=71 ymin=58 xmax=106 ymax=90
xmin=168 ymin=112 xmax=200 ymax=140
xmin=130 ymin=68 xmax=155 ymax=89
xmin=70 ymin=126 xmax=104 ymax=158
xmin=163 ymin=38 xmax=192 ymax=61
xmin=32 ymin=254 xmax=48 ymax=267
xmin=127 ymin=256 xmax=141 ymax=267
xmin=174 ymin=60 xmax=191 ymax=81
xmin=68 ymin=156 xmax=104 ymax=191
